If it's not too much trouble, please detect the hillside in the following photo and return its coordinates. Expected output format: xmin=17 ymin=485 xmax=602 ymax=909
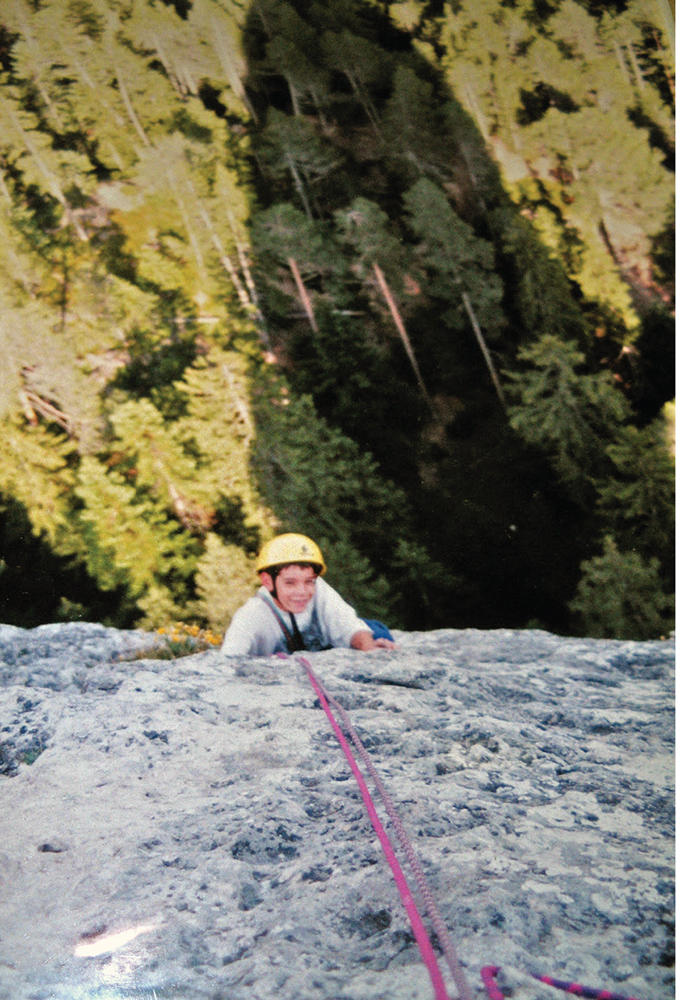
xmin=0 ymin=0 xmax=673 ymax=638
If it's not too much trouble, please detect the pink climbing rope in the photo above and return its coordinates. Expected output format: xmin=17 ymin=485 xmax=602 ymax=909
xmin=320 ymin=677 xmax=473 ymax=1000
xmin=297 ymin=655 xmax=455 ymax=1000
xmin=534 ymin=973 xmax=644 ymax=1000
xmin=480 ymin=966 xmax=506 ymax=1000
xmin=481 ymin=966 xmax=644 ymax=1000
xmin=285 ymin=652 xmax=646 ymax=1000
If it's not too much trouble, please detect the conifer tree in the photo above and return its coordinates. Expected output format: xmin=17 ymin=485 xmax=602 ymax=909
xmin=569 ymin=535 xmax=673 ymax=640
xmin=334 ymin=197 xmax=408 ymax=296
xmin=506 ymin=334 xmax=629 ymax=499
xmin=74 ymin=454 xmax=188 ymax=624
xmin=320 ymin=29 xmax=392 ymax=133
xmin=251 ymin=387 xmax=458 ymax=626
xmin=265 ymin=25 xmax=330 ymax=124
xmin=0 ymin=0 xmax=671 ymax=639
xmin=596 ymin=407 xmax=675 ymax=560
xmin=436 ymin=0 xmax=674 ymax=328
xmin=192 ymin=534 xmax=258 ymax=630
xmin=491 ymin=208 xmax=588 ymax=342
xmin=381 ymin=65 xmax=449 ymax=182
xmin=403 ymin=178 xmax=505 ymax=340
xmin=252 ymin=202 xmax=336 ymax=317
xmin=173 ymin=348 xmax=274 ymax=538
xmin=439 ymin=0 xmax=535 ymax=144
xmin=257 ymin=108 xmax=342 ymax=218
xmin=253 ymin=0 xmax=327 ymax=120
xmin=0 ymin=417 xmax=79 ymax=555
xmin=65 ymin=348 xmax=275 ymax=628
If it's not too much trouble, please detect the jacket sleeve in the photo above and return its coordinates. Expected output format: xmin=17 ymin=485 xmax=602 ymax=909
xmin=315 ymin=578 xmax=372 ymax=648
xmin=220 ymin=595 xmax=280 ymax=656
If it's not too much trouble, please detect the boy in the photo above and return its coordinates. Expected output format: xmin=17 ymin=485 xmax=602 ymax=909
xmin=220 ymin=533 xmax=396 ymax=656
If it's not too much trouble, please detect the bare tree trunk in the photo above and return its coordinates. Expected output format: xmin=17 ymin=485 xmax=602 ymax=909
xmin=346 ymin=71 xmax=382 ymax=137
xmin=211 ymin=15 xmax=258 ymax=123
xmin=461 ymin=291 xmax=507 ymax=410
xmin=167 ymin=170 xmax=207 ymax=279
xmin=612 ymin=40 xmax=631 ymax=86
xmin=3 ymin=102 xmax=89 ymax=240
xmin=288 ymin=257 xmax=318 ymax=331
xmin=462 ymin=83 xmax=490 ymax=144
xmin=372 ymin=263 xmax=431 ymax=408
xmin=626 ymin=42 xmax=645 ymax=91
xmin=225 ymin=209 xmax=261 ymax=309
xmin=286 ymin=153 xmax=313 ymax=219
xmin=115 ymin=69 xmax=151 ymax=147
xmin=194 ymin=196 xmax=270 ymax=347
xmin=196 ymin=203 xmax=250 ymax=310
xmin=288 ymin=79 xmax=302 ymax=117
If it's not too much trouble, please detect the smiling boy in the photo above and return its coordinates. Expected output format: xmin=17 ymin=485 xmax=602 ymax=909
xmin=220 ymin=534 xmax=395 ymax=656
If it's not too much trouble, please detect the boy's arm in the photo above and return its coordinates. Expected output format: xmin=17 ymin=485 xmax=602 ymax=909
xmin=220 ymin=614 xmax=254 ymax=655
xmin=220 ymin=595 xmax=274 ymax=656
xmin=315 ymin=578 xmax=396 ymax=650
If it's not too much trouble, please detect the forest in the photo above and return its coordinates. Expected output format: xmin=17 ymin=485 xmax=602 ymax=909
xmin=0 ymin=0 xmax=673 ymax=640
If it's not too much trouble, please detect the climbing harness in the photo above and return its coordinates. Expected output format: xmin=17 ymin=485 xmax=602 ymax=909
xmin=258 ymin=593 xmax=393 ymax=653
xmin=258 ymin=593 xmax=308 ymax=653
xmin=287 ymin=654 xmax=647 ymax=1000
xmin=481 ymin=966 xmax=643 ymax=1000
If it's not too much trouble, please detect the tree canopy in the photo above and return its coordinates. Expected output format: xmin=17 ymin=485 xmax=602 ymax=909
xmin=0 ymin=0 xmax=672 ymax=639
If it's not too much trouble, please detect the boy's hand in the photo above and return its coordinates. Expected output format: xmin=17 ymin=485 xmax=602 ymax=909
xmin=351 ymin=630 xmax=396 ymax=651
xmin=368 ymin=638 xmax=396 ymax=651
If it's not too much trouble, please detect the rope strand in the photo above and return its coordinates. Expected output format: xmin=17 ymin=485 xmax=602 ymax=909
xmin=298 ymin=656 xmax=454 ymax=1000
xmin=323 ymin=684 xmax=473 ymax=1000
xmin=480 ymin=966 xmax=645 ymax=1000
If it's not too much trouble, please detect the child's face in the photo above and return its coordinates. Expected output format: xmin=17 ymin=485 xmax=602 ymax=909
xmin=262 ymin=564 xmax=317 ymax=614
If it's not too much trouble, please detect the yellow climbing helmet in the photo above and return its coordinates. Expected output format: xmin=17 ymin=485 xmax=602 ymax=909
xmin=256 ymin=533 xmax=326 ymax=576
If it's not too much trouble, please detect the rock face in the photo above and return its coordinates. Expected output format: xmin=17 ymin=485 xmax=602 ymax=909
xmin=0 ymin=622 xmax=673 ymax=1000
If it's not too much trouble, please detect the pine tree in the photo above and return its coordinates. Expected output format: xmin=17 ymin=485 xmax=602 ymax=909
xmin=253 ymin=0 xmax=327 ymax=118
xmin=506 ymin=334 xmax=629 ymax=497
xmin=173 ymin=348 xmax=274 ymax=538
xmin=0 ymin=417 xmax=79 ymax=555
xmin=436 ymin=0 xmax=674 ymax=328
xmin=334 ymin=197 xmax=407 ymax=295
xmin=439 ymin=0 xmax=536 ymax=144
xmin=251 ymin=386 xmax=460 ymax=626
xmin=381 ymin=64 xmax=449 ymax=182
xmin=403 ymin=178 xmax=505 ymax=340
xmin=596 ymin=407 xmax=675 ymax=560
xmin=0 ymin=83 xmax=94 ymax=239
xmin=74 ymin=453 xmax=188 ymax=624
xmin=264 ymin=27 xmax=330 ymax=124
xmin=252 ymin=202 xmax=336 ymax=318
xmin=491 ymin=207 xmax=588 ymax=342
xmin=320 ymin=28 xmax=392 ymax=133
xmin=523 ymin=105 xmax=670 ymax=329
xmin=257 ymin=108 xmax=342 ymax=218
xmin=192 ymin=534 xmax=257 ymax=630
xmin=0 ymin=0 xmax=269 ymax=630
xmin=569 ymin=535 xmax=674 ymax=639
